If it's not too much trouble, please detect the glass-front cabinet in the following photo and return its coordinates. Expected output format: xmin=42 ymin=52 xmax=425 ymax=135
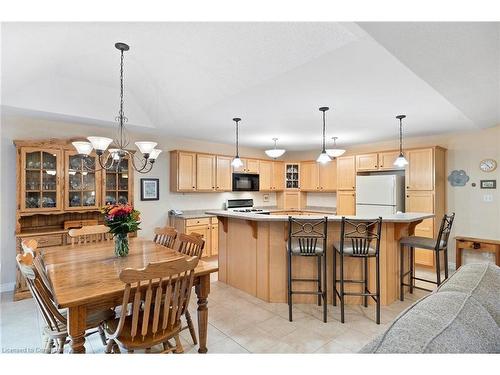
xmin=64 ymin=150 xmax=101 ymax=210
xmin=285 ymin=163 xmax=300 ymax=189
xmin=20 ymin=148 xmax=62 ymax=212
xmin=102 ymin=158 xmax=133 ymax=205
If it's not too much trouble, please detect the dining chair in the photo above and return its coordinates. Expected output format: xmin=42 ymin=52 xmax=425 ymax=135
xmin=21 ymin=238 xmax=38 ymax=255
xmin=68 ymin=225 xmax=111 ymax=245
xmin=103 ymin=256 xmax=199 ymax=354
xmin=153 ymin=226 xmax=177 ymax=248
xmin=176 ymin=232 xmax=205 ymax=345
xmin=16 ymin=252 xmax=114 ymax=353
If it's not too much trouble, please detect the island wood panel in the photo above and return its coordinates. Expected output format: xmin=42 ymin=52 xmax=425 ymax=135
xmin=256 ymin=221 xmax=270 ymax=301
xmin=217 ymin=218 xmax=228 ymax=283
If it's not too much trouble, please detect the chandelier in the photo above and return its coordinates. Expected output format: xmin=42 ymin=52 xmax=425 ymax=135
xmin=326 ymin=136 xmax=346 ymax=158
xmin=72 ymin=42 xmax=161 ymax=173
xmin=265 ymin=138 xmax=286 ymax=159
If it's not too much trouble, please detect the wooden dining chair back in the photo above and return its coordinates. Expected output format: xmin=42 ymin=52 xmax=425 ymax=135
xmin=153 ymin=226 xmax=177 ymax=248
xmin=21 ymin=238 xmax=39 ymax=255
xmin=177 ymin=233 xmax=205 ymax=258
xmin=68 ymin=225 xmax=111 ymax=245
xmin=104 ymin=256 xmax=199 ymax=353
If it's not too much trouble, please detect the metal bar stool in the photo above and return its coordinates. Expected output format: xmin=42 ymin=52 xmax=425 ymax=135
xmin=399 ymin=213 xmax=455 ymax=300
xmin=333 ymin=217 xmax=383 ymax=324
xmin=287 ymin=216 xmax=328 ymax=322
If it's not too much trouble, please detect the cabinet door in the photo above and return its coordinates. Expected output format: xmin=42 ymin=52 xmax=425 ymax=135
xmin=284 ymin=192 xmax=302 ymax=210
xmin=216 ymin=156 xmax=232 ymax=191
xmin=177 ymin=152 xmax=197 ymax=191
xmin=337 ymin=156 xmax=356 ymax=190
xmin=232 ymin=158 xmax=246 ymax=173
xmin=246 ymin=159 xmax=260 ymax=174
xmin=272 ymin=162 xmax=285 ymax=190
xmin=319 ymin=159 xmax=337 ymax=191
xmin=211 ymin=223 xmax=219 ymax=256
xmin=300 ymin=161 xmax=319 ymax=191
xmin=356 ymin=153 xmax=379 ymax=171
xmin=406 ymin=191 xmax=435 ymax=267
xmin=185 ymin=224 xmax=211 ymax=258
xmin=336 ymin=190 xmax=356 ymax=215
xmin=378 ymin=151 xmax=403 ymax=171
xmin=196 ymin=154 xmax=216 ymax=191
xmin=285 ymin=163 xmax=300 ymax=189
xmin=406 ymin=148 xmax=434 ymax=190
xmin=65 ymin=150 xmax=101 ymax=210
xmin=20 ymin=147 xmax=62 ymax=212
xmin=259 ymin=161 xmax=273 ymax=191
xmin=102 ymin=157 xmax=133 ymax=205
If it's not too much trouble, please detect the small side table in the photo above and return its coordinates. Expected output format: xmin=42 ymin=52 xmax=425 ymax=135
xmin=455 ymin=236 xmax=500 ymax=269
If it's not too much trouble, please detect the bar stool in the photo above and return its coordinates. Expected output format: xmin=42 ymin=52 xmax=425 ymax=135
xmin=333 ymin=217 xmax=383 ymax=324
xmin=399 ymin=213 xmax=455 ymax=301
xmin=287 ymin=216 xmax=328 ymax=322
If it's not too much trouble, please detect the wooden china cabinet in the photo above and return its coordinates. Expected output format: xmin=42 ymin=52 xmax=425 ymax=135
xmin=14 ymin=139 xmax=134 ymax=300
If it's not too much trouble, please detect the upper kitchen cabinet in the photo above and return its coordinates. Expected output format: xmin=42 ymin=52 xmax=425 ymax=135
xmin=170 ymin=151 xmax=197 ymax=192
xmin=196 ymin=154 xmax=216 ymax=191
xmin=65 ymin=150 xmax=101 ymax=210
xmin=233 ymin=158 xmax=259 ymax=173
xmin=19 ymin=147 xmax=63 ymax=212
xmin=337 ymin=155 xmax=356 ymax=190
xmin=102 ymin=157 xmax=134 ymax=205
xmin=356 ymin=153 xmax=379 ymax=172
xmin=285 ymin=163 xmax=300 ymax=189
xmin=378 ymin=151 xmax=403 ymax=171
xmin=300 ymin=160 xmax=337 ymax=191
xmin=406 ymin=148 xmax=434 ymax=191
xmin=216 ymin=155 xmax=232 ymax=191
xmin=272 ymin=161 xmax=285 ymax=191
xmin=259 ymin=160 xmax=284 ymax=191
xmin=319 ymin=159 xmax=336 ymax=191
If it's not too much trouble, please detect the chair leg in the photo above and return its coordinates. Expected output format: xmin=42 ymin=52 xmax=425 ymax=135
xmin=340 ymin=253 xmax=345 ymax=324
xmin=317 ymin=256 xmax=322 ymax=306
xmin=43 ymin=336 xmax=54 ymax=354
xmin=105 ymin=339 xmax=115 ymax=354
xmin=376 ymin=254 xmax=380 ymax=325
xmin=435 ymin=249 xmax=441 ymax=286
xmin=332 ymin=249 xmax=337 ymax=306
xmin=184 ymin=310 xmax=198 ymax=345
xmin=399 ymin=243 xmax=404 ymax=301
xmin=444 ymin=248 xmax=449 ymax=279
xmin=58 ymin=337 xmax=66 ymax=354
xmin=363 ymin=257 xmax=368 ymax=308
xmin=322 ymin=253 xmax=327 ymax=323
xmin=174 ymin=335 xmax=184 ymax=354
xmin=98 ymin=324 xmax=107 ymax=346
xmin=287 ymin=251 xmax=293 ymax=322
xmin=410 ymin=247 xmax=414 ymax=294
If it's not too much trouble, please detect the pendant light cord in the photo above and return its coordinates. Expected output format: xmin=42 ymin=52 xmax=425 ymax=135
xmin=399 ymin=117 xmax=403 ymax=155
xmin=322 ymin=110 xmax=326 ymax=152
xmin=235 ymin=120 xmax=239 ymax=157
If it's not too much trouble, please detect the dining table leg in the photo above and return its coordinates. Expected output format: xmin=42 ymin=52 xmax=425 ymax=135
xmin=195 ymin=274 xmax=210 ymax=353
xmin=68 ymin=305 xmax=87 ymax=353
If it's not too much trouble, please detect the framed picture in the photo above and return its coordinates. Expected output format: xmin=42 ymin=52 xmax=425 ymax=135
xmin=480 ymin=180 xmax=496 ymax=189
xmin=140 ymin=178 xmax=159 ymax=200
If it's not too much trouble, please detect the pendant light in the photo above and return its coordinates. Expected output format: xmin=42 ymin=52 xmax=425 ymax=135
xmin=265 ymin=138 xmax=286 ymax=159
xmin=231 ymin=117 xmax=243 ymax=168
xmin=326 ymin=136 xmax=346 ymax=158
xmin=394 ymin=114 xmax=409 ymax=167
xmin=316 ymin=107 xmax=332 ymax=164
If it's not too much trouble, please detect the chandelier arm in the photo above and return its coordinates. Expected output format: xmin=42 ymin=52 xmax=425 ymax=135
xmin=130 ymin=152 xmax=150 ymax=172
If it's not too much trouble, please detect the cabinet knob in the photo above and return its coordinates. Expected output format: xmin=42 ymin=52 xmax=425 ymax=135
xmin=375 ymin=165 xmax=378 ymax=168
xmin=406 ymin=186 xmax=409 ymax=189
xmin=406 ymin=195 xmax=409 ymax=198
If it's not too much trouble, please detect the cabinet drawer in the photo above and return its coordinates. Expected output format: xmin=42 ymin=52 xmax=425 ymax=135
xmin=185 ymin=217 xmax=210 ymax=227
xmin=457 ymin=240 xmax=499 ymax=252
xmin=19 ymin=234 xmax=64 ymax=249
xmin=210 ymin=217 xmax=218 ymax=225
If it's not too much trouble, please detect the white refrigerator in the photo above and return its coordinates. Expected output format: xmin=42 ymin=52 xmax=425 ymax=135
xmin=355 ymin=175 xmax=405 ymax=216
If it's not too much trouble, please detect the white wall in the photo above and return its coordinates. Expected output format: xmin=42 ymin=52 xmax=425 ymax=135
xmin=0 ymin=115 xmax=275 ymax=289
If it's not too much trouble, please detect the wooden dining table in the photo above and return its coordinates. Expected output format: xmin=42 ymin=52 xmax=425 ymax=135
xmin=42 ymin=238 xmax=218 ymax=354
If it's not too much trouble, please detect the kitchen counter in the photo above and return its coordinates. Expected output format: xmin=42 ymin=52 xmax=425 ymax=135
xmin=169 ymin=210 xmax=217 ymax=219
xmin=210 ymin=211 xmax=432 ymax=306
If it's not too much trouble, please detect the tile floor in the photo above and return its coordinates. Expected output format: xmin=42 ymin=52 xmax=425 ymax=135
xmin=0 ymin=269 xmax=437 ymax=354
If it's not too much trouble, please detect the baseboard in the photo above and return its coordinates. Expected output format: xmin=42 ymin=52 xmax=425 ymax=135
xmin=0 ymin=282 xmax=15 ymax=293
xmin=449 ymin=262 xmax=457 ymax=272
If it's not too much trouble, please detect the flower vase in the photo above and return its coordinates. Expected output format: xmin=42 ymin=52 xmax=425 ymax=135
xmin=114 ymin=233 xmax=129 ymax=257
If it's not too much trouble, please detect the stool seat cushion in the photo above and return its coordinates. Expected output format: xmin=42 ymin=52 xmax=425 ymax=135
xmin=290 ymin=244 xmax=324 ymax=255
xmin=400 ymin=236 xmax=446 ymax=250
xmin=333 ymin=241 xmax=376 ymax=255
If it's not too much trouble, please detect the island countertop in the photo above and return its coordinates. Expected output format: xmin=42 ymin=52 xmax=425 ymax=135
xmin=205 ymin=210 xmax=434 ymax=223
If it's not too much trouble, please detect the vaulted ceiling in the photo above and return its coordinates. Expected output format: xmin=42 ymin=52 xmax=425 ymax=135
xmin=2 ymin=22 xmax=499 ymax=150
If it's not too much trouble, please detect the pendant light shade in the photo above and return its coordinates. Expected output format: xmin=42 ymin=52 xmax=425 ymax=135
xmin=316 ymin=107 xmax=331 ymax=164
xmin=394 ymin=115 xmax=409 ymax=167
xmin=265 ymin=138 xmax=286 ymax=159
xmin=72 ymin=141 xmax=93 ymax=156
xmin=231 ymin=117 xmax=243 ymax=167
xmin=326 ymin=137 xmax=346 ymax=158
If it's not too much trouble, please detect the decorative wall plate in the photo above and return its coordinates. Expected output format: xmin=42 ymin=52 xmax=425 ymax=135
xmin=448 ymin=170 xmax=470 ymax=186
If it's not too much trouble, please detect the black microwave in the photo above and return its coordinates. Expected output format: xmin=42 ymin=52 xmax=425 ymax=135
xmin=232 ymin=173 xmax=259 ymax=191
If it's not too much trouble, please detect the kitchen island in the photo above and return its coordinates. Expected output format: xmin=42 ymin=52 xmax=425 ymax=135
xmin=205 ymin=210 xmax=434 ymax=305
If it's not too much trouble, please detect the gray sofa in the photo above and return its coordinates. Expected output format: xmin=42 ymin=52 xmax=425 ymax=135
xmin=360 ymin=263 xmax=500 ymax=353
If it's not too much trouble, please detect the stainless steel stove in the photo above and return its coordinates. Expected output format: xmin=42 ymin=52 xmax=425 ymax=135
xmin=226 ymin=199 xmax=270 ymax=214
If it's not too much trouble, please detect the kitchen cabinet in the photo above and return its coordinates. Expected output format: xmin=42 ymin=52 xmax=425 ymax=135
xmin=64 ymin=150 xmax=101 ymax=211
xmin=337 ymin=156 xmax=356 ymax=190
xmin=272 ymin=162 xmax=285 ymax=191
xmin=185 ymin=224 xmax=211 ymax=257
xmin=285 ymin=163 xmax=300 ymax=189
xmin=259 ymin=160 xmax=284 ymax=191
xmin=300 ymin=160 xmax=337 ymax=191
xmin=170 ymin=215 xmax=218 ymax=257
xmin=336 ymin=190 xmax=356 ymax=215
xmin=277 ymin=191 xmax=305 ymax=210
xmin=378 ymin=151 xmax=403 ymax=170
xmin=196 ymin=154 xmax=216 ymax=191
xmin=406 ymin=190 xmax=435 ymax=267
xmin=210 ymin=218 xmax=219 ymax=256
xmin=406 ymin=148 xmax=434 ymax=191
xmin=233 ymin=158 xmax=259 ymax=173
xmin=216 ymin=156 xmax=232 ymax=191
xmin=102 ymin=156 xmax=134 ymax=205
xmin=356 ymin=153 xmax=379 ymax=172
xmin=170 ymin=151 xmax=197 ymax=192
xmin=319 ymin=160 xmax=337 ymax=191
xmin=19 ymin=147 xmax=63 ymax=212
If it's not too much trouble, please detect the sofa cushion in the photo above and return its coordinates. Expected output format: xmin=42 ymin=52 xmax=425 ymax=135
xmin=436 ymin=263 xmax=500 ymax=325
xmin=360 ymin=291 xmax=500 ymax=353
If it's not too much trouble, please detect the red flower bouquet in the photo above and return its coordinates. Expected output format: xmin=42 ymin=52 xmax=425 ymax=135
xmin=101 ymin=204 xmax=141 ymax=257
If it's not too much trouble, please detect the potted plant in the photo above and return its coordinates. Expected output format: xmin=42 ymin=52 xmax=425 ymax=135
xmin=101 ymin=204 xmax=141 ymax=257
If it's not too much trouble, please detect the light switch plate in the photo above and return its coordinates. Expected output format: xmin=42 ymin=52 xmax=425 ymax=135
xmin=483 ymin=194 xmax=493 ymax=202
xmin=263 ymin=193 xmax=270 ymax=202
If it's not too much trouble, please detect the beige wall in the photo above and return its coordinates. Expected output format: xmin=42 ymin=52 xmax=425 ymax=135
xmin=288 ymin=125 xmax=500 ymax=265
